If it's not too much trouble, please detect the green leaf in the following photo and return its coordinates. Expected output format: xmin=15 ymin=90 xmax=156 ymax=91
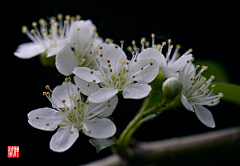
xmin=89 ymin=138 xmax=115 ymax=153
xmin=211 ymin=82 xmax=240 ymax=105
xmin=194 ymin=59 xmax=231 ymax=82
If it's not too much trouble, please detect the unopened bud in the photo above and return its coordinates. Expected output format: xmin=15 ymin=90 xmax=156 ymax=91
xmin=162 ymin=77 xmax=181 ymax=100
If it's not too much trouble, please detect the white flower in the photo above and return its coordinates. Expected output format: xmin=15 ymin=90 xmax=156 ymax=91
xmin=179 ymin=62 xmax=223 ymax=128
xmin=54 ymin=20 xmax=103 ymax=76
xmin=27 ymin=78 xmax=118 ymax=152
xmin=73 ymin=43 xmax=159 ymax=103
xmin=132 ymin=36 xmax=193 ymax=78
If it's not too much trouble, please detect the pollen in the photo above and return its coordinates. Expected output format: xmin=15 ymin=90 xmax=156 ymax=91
xmin=99 ymin=46 xmax=102 ymax=49
xmin=212 ymin=85 xmax=216 ymax=88
xmin=66 ymin=107 xmax=69 ymax=110
xmin=120 ymin=40 xmax=124 ymax=44
xmin=132 ymin=40 xmax=136 ymax=45
xmin=107 ymin=60 xmax=110 ymax=63
xmin=162 ymin=42 xmax=166 ymax=45
xmin=136 ymin=48 xmax=140 ymax=52
xmin=126 ymin=69 xmax=129 ymax=72
xmin=218 ymin=92 xmax=224 ymax=98
xmin=186 ymin=60 xmax=190 ymax=63
xmin=211 ymin=100 xmax=214 ymax=103
xmin=132 ymin=51 xmax=136 ymax=55
xmin=92 ymin=80 xmax=96 ymax=83
xmin=108 ymin=64 xmax=111 ymax=67
xmin=150 ymin=62 xmax=153 ymax=65
xmin=99 ymin=54 xmax=103 ymax=57
xmin=82 ymin=59 xmax=86 ymax=62
xmin=189 ymin=48 xmax=193 ymax=53
xmin=132 ymin=75 xmax=135 ymax=78
xmin=180 ymin=69 xmax=184 ymax=72
xmin=57 ymin=13 xmax=63 ymax=19
xmin=89 ymin=51 xmax=92 ymax=54
xmin=65 ymin=78 xmax=69 ymax=82
xmin=65 ymin=15 xmax=70 ymax=20
xmin=77 ymin=87 xmax=80 ymax=91
xmin=32 ymin=22 xmax=37 ymax=27
xmin=46 ymin=123 xmax=49 ymax=126
xmin=141 ymin=67 xmax=143 ymax=70
xmin=43 ymin=92 xmax=46 ymax=96
xmin=190 ymin=77 xmax=193 ymax=80
xmin=36 ymin=116 xmax=39 ymax=119
xmin=191 ymin=82 xmax=195 ymax=85
xmin=114 ymin=45 xmax=118 ymax=48
xmin=62 ymin=99 xmax=66 ymax=103
xmin=107 ymin=99 xmax=110 ymax=102
xmin=86 ymin=101 xmax=89 ymax=104
xmin=64 ymin=20 xmax=68 ymax=24
xmin=110 ymin=69 xmax=113 ymax=72
xmin=198 ymin=89 xmax=201 ymax=93
xmin=127 ymin=46 xmax=132 ymax=52
xmin=170 ymin=45 xmax=173 ymax=48
xmin=72 ymin=41 xmax=76 ymax=45
xmin=61 ymin=109 xmax=65 ymax=112
xmin=196 ymin=65 xmax=200 ymax=68
xmin=74 ymin=106 xmax=77 ymax=109
xmin=145 ymin=41 xmax=150 ymax=47
xmin=90 ymin=71 xmax=93 ymax=74
xmin=90 ymin=66 xmax=93 ymax=69
xmin=108 ymin=104 xmax=111 ymax=107
xmin=80 ymin=102 xmax=84 ymax=106
xmin=118 ymin=73 xmax=121 ymax=76
xmin=86 ymin=83 xmax=90 ymax=87
xmin=22 ymin=26 xmax=28 ymax=34
xmin=151 ymin=33 xmax=155 ymax=38
xmin=45 ymin=85 xmax=50 ymax=89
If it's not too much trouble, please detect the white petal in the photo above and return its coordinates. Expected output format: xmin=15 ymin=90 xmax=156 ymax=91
xmin=137 ymin=48 xmax=166 ymax=67
xmin=73 ymin=67 xmax=101 ymax=83
xmin=69 ymin=20 xmax=95 ymax=52
xmin=98 ymin=43 xmax=128 ymax=70
xmin=194 ymin=105 xmax=216 ymax=128
xmin=181 ymin=91 xmax=194 ymax=112
xmin=161 ymin=63 xmax=177 ymax=78
xmin=56 ymin=45 xmax=79 ymax=76
xmin=50 ymin=126 xmax=79 ymax=152
xmin=167 ymin=54 xmax=192 ymax=72
xmin=14 ymin=42 xmax=45 ymax=59
xmin=130 ymin=58 xmax=159 ymax=83
xmin=82 ymin=118 xmax=116 ymax=139
xmin=52 ymin=82 xmax=78 ymax=108
xmin=123 ymin=84 xmax=151 ymax=99
xmin=88 ymin=88 xmax=118 ymax=103
xmin=86 ymin=95 xmax=118 ymax=118
xmin=73 ymin=76 xmax=100 ymax=96
xmin=47 ymin=39 xmax=69 ymax=57
xmin=27 ymin=108 xmax=63 ymax=131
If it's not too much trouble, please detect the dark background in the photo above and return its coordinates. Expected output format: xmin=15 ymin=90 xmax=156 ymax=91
xmin=4 ymin=0 xmax=240 ymax=165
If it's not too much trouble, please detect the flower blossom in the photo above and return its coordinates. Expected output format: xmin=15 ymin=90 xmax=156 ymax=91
xmin=129 ymin=35 xmax=193 ymax=78
xmin=179 ymin=62 xmax=223 ymax=128
xmin=73 ymin=43 xmax=159 ymax=103
xmin=27 ymin=78 xmax=118 ymax=152
xmin=53 ymin=20 xmax=103 ymax=76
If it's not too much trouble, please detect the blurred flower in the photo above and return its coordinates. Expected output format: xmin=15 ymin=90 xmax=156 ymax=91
xmin=73 ymin=43 xmax=159 ymax=103
xmin=27 ymin=78 xmax=118 ymax=152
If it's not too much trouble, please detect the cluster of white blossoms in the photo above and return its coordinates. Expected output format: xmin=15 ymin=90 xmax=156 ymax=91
xmin=16 ymin=14 xmax=223 ymax=152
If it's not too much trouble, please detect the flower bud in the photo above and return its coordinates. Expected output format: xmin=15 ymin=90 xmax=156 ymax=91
xmin=162 ymin=77 xmax=181 ymax=100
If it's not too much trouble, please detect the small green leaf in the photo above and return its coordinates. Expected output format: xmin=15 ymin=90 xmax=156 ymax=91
xmin=211 ymin=82 xmax=240 ymax=105
xmin=89 ymin=138 xmax=115 ymax=153
xmin=194 ymin=59 xmax=231 ymax=82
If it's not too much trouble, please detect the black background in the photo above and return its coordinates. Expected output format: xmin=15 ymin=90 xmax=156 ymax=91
xmin=4 ymin=0 xmax=240 ymax=165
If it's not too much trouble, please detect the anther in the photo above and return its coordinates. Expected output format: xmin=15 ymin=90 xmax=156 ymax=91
xmin=77 ymin=87 xmax=80 ymax=91
xmin=90 ymin=71 xmax=93 ymax=74
xmin=76 ymin=15 xmax=81 ymax=20
xmin=45 ymin=85 xmax=50 ymax=89
xmin=99 ymin=54 xmax=103 ymax=57
xmin=192 ymin=57 xmax=195 ymax=61
xmin=132 ymin=75 xmax=135 ymax=78
xmin=186 ymin=60 xmax=190 ymax=63
xmin=145 ymin=41 xmax=150 ymax=47
xmin=141 ymin=67 xmax=143 ymax=70
xmin=151 ymin=33 xmax=155 ymax=38
xmin=61 ymin=108 xmax=65 ymax=112
xmin=209 ymin=75 xmax=215 ymax=80
xmin=99 ymin=46 xmax=102 ymax=49
xmin=191 ymin=82 xmax=195 ymax=85
xmin=77 ymin=28 xmax=80 ymax=30
xmin=22 ymin=26 xmax=27 ymax=34
xmin=196 ymin=65 xmax=200 ymax=68
xmin=107 ymin=60 xmax=110 ymax=63
xmin=31 ymin=29 xmax=35 ymax=34
xmin=80 ymin=102 xmax=84 ymax=106
xmin=90 ymin=59 xmax=94 ymax=62
xmin=190 ymin=77 xmax=193 ymax=80
xmin=108 ymin=104 xmax=111 ymax=107
xmin=108 ymin=64 xmax=111 ymax=67
xmin=132 ymin=40 xmax=136 ymax=45
xmin=86 ymin=101 xmax=89 ymax=105
xmin=92 ymin=80 xmax=96 ymax=83
xmin=65 ymin=15 xmax=70 ymax=20
xmin=36 ymin=116 xmax=39 ymax=119
xmin=180 ymin=69 xmax=184 ymax=72
xmin=64 ymin=20 xmax=68 ymax=24
xmin=46 ymin=92 xmax=50 ymax=96
xmin=212 ymin=85 xmax=216 ymax=88
xmin=211 ymin=100 xmax=214 ymax=103
xmin=168 ymin=39 xmax=172 ymax=43
xmin=88 ymin=130 xmax=91 ymax=133
xmin=116 ymin=79 xmax=119 ymax=81
xmin=176 ymin=44 xmax=181 ymax=49
xmin=88 ymin=42 xmax=93 ymax=46
xmin=218 ymin=92 xmax=224 ymax=98
xmin=120 ymin=40 xmax=124 ymax=44
xmin=127 ymin=46 xmax=132 ymax=52
xmin=110 ymin=69 xmax=113 ymax=72
xmin=198 ymin=89 xmax=201 ymax=93
xmin=132 ymin=51 xmax=136 ymax=55
xmin=74 ymin=106 xmax=77 ymax=109
xmin=66 ymin=107 xmax=69 ymax=110
xmin=82 ymin=59 xmax=86 ymax=62
xmin=72 ymin=41 xmax=76 ymax=45
xmin=32 ymin=22 xmax=37 ymax=27
xmin=150 ymin=62 xmax=153 ymax=65
xmin=93 ymin=27 xmax=97 ymax=31
xmin=86 ymin=83 xmax=90 ymax=87
xmin=118 ymin=73 xmax=121 ymax=76
xmin=89 ymin=51 xmax=92 ymax=54
xmin=57 ymin=13 xmax=63 ymax=19
xmin=65 ymin=78 xmax=69 ymax=82
xmin=162 ymin=42 xmax=166 ymax=45
xmin=114 ymin=45 xmax=118 ymax=48
xmin=70 ymin=131 xmax=74 ymax=133
xmin=46 ymin=123 xmax=49 ymax=126
xmin=90 ymin=66 xmax=93 ymax=69
xmin=107 ymin=99 xmax=110 ymax=102
xmin=43 ymin=92 xmax=46 ymax=96
xmin=126 ymin=69 xmax=129 ymax=72
xmin=136 ymin=48 xmax=140 ymax=52
xmin=170 ymin=45 xmax=173 ymax=48
xmin=62 ymin=99 xmax=66 ymax=103
xmin=189 ymin=48 xmax=193 ymax=53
